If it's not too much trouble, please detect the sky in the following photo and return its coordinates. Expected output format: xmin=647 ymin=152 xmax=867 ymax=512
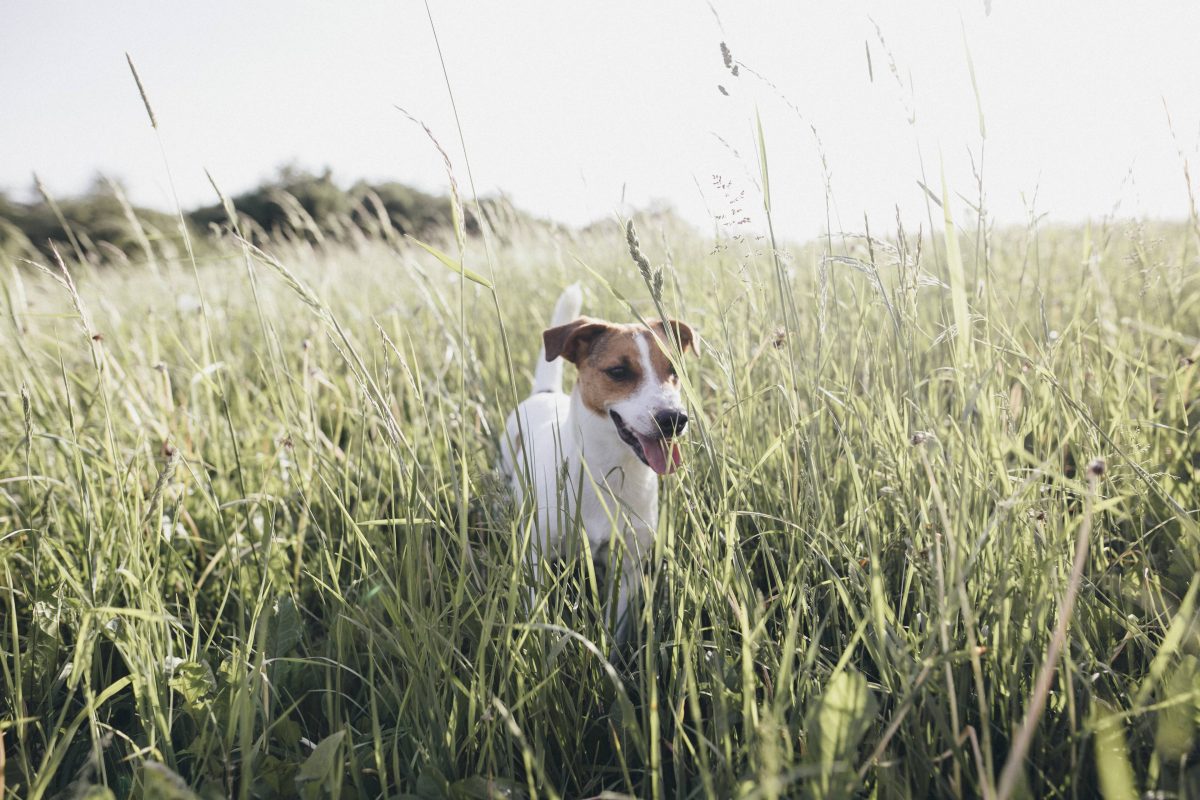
xmin=3 ymin=1 xmax=1198 ymax=240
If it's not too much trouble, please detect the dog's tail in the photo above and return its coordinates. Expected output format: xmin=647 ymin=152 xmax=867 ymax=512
xmin=531 ymin=283 xmax=583 ymax=394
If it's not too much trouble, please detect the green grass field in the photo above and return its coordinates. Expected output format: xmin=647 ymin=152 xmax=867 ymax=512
xmin=2 ymin=167 xmax=1200 ymax=798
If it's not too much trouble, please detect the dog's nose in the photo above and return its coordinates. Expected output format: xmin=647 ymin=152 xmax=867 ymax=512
xmin=654 ymin=409 xmax=689 ymax=438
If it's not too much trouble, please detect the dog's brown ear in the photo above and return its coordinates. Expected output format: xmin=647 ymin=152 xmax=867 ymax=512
xmin=543 ymin=317 xmax=611 ymax=364
xmin=652 ymin=319 xmax=699 ymax=357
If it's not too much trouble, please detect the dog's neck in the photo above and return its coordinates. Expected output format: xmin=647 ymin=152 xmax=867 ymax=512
xmin=567 ymin=388 xmax=657 ymax=504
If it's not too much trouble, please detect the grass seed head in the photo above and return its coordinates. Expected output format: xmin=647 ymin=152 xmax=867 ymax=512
xmin=626 ymin=220 xmax=652 ymax=280
xmin=719 ymin=42 xmax=739 ymax=76
xmin=626 ymin=219 xmax=664 ymax=301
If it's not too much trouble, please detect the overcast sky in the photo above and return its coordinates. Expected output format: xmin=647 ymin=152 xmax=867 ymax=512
xmin=3 ymin=1 xmax=1198 ymax=239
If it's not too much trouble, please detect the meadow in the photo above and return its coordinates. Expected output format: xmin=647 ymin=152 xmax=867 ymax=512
xmin=2 ymin=165 xmax=1199 ymax=799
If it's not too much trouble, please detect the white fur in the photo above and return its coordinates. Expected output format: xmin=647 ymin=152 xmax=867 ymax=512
xmin=501 ymin=295 xmax=685 ymax=642
xmin=531 ymin=283 xmax=583 ymax=393
xmin=609 ymin=334 xmax=681 ymax=438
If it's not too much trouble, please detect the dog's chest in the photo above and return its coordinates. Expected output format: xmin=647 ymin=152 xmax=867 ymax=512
xmin=506 ymin=393 xmax=658 ymax=556
xmin=572 ymin=456 xmax=658 ymax=552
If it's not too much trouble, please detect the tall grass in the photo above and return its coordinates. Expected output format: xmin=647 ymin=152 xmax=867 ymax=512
xmin=2 ymin=183 xmax=1199 ymax=798
xmin=3 ymin=22 xmax=1200 ymax=795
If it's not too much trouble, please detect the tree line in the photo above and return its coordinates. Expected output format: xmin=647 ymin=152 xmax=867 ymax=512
xmin=0 ymin=166 xmax=525 ymax=265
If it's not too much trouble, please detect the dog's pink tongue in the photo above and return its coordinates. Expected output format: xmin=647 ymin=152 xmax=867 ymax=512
xmin=638 ymin=435 xmax=682 ymax=476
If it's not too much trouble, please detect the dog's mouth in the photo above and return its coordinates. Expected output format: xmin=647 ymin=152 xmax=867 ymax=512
xmin=610 ymin=411 xmax=682 ymax=476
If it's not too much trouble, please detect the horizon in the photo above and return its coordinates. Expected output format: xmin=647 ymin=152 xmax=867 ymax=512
xmin=5 ymin=2 xmax=1199 ymax=240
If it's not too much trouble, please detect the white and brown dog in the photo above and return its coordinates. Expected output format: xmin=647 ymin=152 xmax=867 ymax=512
xmin=501 ymin=284 xmax=695 ymax=638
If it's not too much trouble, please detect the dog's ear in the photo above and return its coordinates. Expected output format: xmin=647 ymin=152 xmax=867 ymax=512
xmin=544 ymin=317 xmax=610 ymax=364
xmin=652 ymin=319 xmax=699 ymax=357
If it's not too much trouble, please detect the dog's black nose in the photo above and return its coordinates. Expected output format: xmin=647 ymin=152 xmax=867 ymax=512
xmin=654 ymin=409 xmax=689 ymax=438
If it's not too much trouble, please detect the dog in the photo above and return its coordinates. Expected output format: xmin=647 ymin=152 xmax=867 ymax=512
xmin=501 ymin=284 xmax=696 ymax=641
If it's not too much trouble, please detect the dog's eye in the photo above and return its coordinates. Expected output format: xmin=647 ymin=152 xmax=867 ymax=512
xmin=605 ymin=366 xmax=632 ymax=381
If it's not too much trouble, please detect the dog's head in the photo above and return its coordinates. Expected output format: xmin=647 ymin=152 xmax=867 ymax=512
xmin=544 ymin=316 xmax=696 ymax=475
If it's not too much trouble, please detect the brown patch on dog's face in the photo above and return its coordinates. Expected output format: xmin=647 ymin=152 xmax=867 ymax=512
xmin=649 ymin=319 xmax=696 ymax=358
xmin=543 ymin=316 xmax=695 ymax=417
xmin=575 ymin=324 xmax=647 ymax=416
xmin=543 ymin=316 xmax=610 ymax=364
xmin=645 ymin=319 xmax=695 ymax=380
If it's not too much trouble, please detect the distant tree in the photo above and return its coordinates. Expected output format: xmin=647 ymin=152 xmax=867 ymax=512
xmin=0 ymin=177 xmax=182 ymax=263
xmin=0 ymin=164 xmax=528 ymax=266
xmin=191 ymin=164 xmax=354 ymax=242
xmin=348 ymin=181 xmax=452 ymax=237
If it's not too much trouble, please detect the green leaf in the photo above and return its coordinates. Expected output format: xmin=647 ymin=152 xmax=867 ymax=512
xmin=267 ymin=595 xmax=303 ymax=657
xmin=416 ymin=765 xmax=451 ymax=799
xmin=755 ymin=106 xmax=771 ymax=214
xmin=254 ymin=753 xmax=300 ymax=798
xmin=274 ymin=717 xmax=302 ymax=749
xmin=940 ymin=160 xmax=972 ymax=369
xmin=449 ymin=775 xmax=527 ymax=799
xmin=1093 ymin=703 xmax=1139 ymax=800
xmin=805 ymin=668 xmax=876 ymax=799
xmin=142 ymin=761 xmax=202 ymax=800
xmin=167 ymin=660 xmax=216 ymax=710
xmin=406 ymin=235 xmax=492 ymax=289
xmin=296 ymin=730 xmax=346 ymax=786
xmin=24 ymin=600 xmax=63 ymax=693
xmin=1155 ymin=655 xmax=1197 ymax=760
xmin=74 ymin=786 xmax=117 ymax=800
xmin=1136 ymin=575 xmax=1200 ymax=706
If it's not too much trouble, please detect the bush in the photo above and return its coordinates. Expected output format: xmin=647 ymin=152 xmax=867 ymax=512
xmin=0 ymin=178 xmax=186 ymax=264
xmin=1 ymin=167 xmax=541 ymax=266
